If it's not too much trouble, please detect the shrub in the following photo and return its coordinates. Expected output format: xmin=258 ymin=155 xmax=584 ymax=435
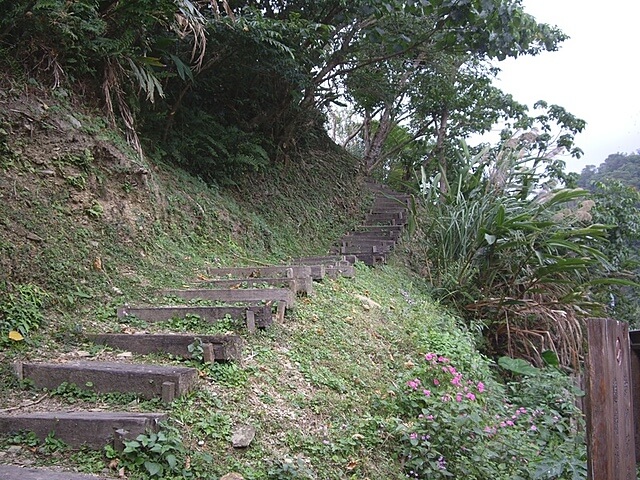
xmin=391 ymin=353 xmax=586 ymax=479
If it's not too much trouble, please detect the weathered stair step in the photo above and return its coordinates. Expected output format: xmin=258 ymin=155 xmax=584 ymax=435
xmin=117 ymin=304 xmax=273 ymax=332
xmin=345 ymin=231 xmax=401 ymax=241
xmin=160 ymin=288 xmax=296 ymax=308
xmin=338 ymin=244 xmax=393 ymax=255
xmin=356 ymin=224 xmax=404 ymax=233
xmin=0 ymin=411 xmax=166 ymax=449
xmin=86 ymin=333 xmax=243 ymax=362
xmin=0 ymin=464 xmax=111 ymax=479
xmin=207 ymin=265 xmax=320 ymax=280
xmin=196 ymin=276 xmax=313 ymax=295
xmin=341 ymin=238 xmax=397 ymax=248
xmin=287 ymin=256 xmax=356 ymax=278
xmin=290 ymin=255 xmax=356 ymax=265
xmin=346 ymin=253 xmax=387 ymax=266
xmin=16 ymin=361 xmax=198 ymax=402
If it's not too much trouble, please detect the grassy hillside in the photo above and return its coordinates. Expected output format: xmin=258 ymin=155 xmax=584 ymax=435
xmin=0 ymin=87 xmax=587 ymax=479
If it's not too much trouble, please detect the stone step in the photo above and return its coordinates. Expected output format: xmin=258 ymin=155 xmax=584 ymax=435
xmin=207 ymin=265 xmax=315 ymax=279
xmin=16 ymin=361 xmax=198 ymax=402
xmin=196 ymin=276 xmax=312 ymax=295
xmin=0 ymin=465 xmax=111 ymax=480
xmin=160 ymin=288 xmax=296 ymax=308
xmin=117 ymin=304 xmax=273 ymax=331
xmin=86 ymin=333 xmax=243 ymax=362
xmin=0 ymin=411 xmax=166 ymax=449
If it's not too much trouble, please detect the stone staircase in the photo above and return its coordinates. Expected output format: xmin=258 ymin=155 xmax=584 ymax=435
xmin=0 ymin=182 xmax=411 ymax=479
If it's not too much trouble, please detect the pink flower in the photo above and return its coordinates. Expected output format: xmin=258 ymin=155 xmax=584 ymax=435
xmin=451 ymin=375 xmax=462 ymax=386
xmin=455 ymin=393 xmax=463 ymax=402
xmin=466 ymin=392 xmax=476 ymax=401
xmin=530 ymin=425 xmax=538 ymax=431
xmin=433 ymin=378 xmax=440 ymax=386
xmin=425 ymin=353 xmax=435 ymax=361
xmin=438 ymin=356 xmax=449 ymax=363
xmin=423 ymin=389 xmax=431 ymax=397
xmin=407 ymin=378 xmax=421 ymax=390
xmin=477 ymin=382 xmax=485 ymax=393
xmin=506 ymin=420 xmax=514 ymax=426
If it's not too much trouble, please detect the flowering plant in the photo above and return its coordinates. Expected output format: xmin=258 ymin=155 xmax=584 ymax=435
xmin=392 ymin=353 xmax=586 ymax=479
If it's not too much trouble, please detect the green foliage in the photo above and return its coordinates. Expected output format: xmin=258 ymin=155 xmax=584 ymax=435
xmin=0 ymin=283 xmax=48 ymax=344
xmin=408 ymin=138 xmax=617 ymax=367
xmin=106 ymin=425 xmax=190 ymax=479
xmin=391 ymin=353 xmax=586 ymax=479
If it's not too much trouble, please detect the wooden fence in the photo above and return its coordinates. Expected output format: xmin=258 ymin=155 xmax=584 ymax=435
xmin=585 ymin=318 xmax=636 ymax=479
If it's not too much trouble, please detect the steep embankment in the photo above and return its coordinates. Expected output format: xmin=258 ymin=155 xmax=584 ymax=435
xmin=0 ymin=86 xmax=456 ymax=479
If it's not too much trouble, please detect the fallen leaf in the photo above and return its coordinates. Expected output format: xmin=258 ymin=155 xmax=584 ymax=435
xmin=8 ymin=331 xmax=23 ymax=341
xmin=345 ymin=459 xmax=359 ymax=470
xmin=108 ymin=459 xmax=119 ymax=469
xmin=93 ymin=256 xmax=102 ymax=271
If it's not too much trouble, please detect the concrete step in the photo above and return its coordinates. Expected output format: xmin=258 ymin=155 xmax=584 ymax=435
xmin=207 ymin=265 xmax=315 ymax=279
xmin=117 ymin=304 xmax=273 ymax=331
xmin=86 ymin=333 xmax=243 ymax=362
xmin=0 ymin=465 xmax=112 ymax=479
xmin=196 ymin=276 xmax=312 ymax=295
xmin=0 ymin=411 xmax=166 ymax=449
xmin=160 ymin=288 xmax=296 ymax=308
xmin=17 ymin=361 xmax=198 ymax=402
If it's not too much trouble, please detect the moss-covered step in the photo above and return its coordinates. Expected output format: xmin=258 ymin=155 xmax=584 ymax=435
xmin=16 ymin=361 xmax=198 ymax=402
xmin=160 ymin=288 xmax=296 ymax=308
xmin=0 ymin=411 xmax=166 ymax=449
xmin=86 ymin=333 xmax=243 ymax=362
xmin=0 ymin=465 xmax=112 ymax=479
xmin=117 ymin=304 xmax=273 ymax=331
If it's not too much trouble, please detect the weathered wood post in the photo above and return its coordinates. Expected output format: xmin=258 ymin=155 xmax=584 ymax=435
xmin=585 ymin=318 xmax=636 ymax=479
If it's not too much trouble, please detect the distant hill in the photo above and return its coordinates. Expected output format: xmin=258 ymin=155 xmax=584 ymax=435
xmin=578 ymin=151 xmax=640 ymax=189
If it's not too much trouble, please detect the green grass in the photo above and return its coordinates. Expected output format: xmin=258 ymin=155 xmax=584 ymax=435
xmin=0 ymin=88 xmax=530 ymax=479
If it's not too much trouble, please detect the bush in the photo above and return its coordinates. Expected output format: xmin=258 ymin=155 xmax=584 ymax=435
xmin=391 ymin=352 xmax=586 ymax=479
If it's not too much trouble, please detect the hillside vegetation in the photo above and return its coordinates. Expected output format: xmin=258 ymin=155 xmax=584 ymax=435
xmin=0 ymin=0 xmax=620 ymax=478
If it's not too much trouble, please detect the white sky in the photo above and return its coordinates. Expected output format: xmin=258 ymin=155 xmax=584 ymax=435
xmin=488 ymin=0 xmax=640 ymax=173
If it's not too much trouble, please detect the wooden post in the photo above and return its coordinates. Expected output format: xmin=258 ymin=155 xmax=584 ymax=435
xmin=586 ymin=318 xmax=636 ymax=479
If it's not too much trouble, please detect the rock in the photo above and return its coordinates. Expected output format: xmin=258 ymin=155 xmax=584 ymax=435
xmin=220 ymin=473 xmax=244 ymax=480
xmin=354 ymin=294 xmax=381 ymax=310
xmin=25 ymin=232 xmax=43 ymax=242
xmin=7 ymin=445 xmax=22 ymax=454
xmin=231 ymin=424 xmax=256 ymax=448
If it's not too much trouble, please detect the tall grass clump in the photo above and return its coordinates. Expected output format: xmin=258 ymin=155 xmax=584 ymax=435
xmin=407 ymin=135 xmax=620 ymax=369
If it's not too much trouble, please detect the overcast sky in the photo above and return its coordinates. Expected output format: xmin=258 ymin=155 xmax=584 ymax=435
xmin=487 ymin=0 xmax=640 ymax=173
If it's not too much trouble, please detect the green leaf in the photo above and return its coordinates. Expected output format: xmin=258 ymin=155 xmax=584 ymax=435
xmin=497 ymin=356 xmax=539 ymax=376
xmin=541 ymin=350 xmax=559 ymax=367
xmin=165 ymin=453 xmax=177 ymax=470
xmin=144 ymin=461 xmax=163 ymax=476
